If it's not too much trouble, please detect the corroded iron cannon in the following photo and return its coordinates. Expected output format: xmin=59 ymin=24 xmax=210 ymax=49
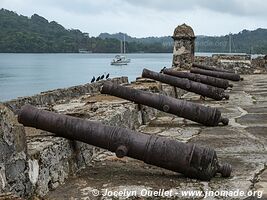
xmin=163 ymin=68 xmax=233 ymax=89
xmin=18 ymin=105 xmax=232 ymax=181
xmin=190 ymin=68 xmax=243 ymax=81
xmin=142 ymin=68 xmax=229 ymax=100
xmin=101 ymin=82 xmax=229 ymax=126
xmin=193 ymin=63 xmax=235 ymax=73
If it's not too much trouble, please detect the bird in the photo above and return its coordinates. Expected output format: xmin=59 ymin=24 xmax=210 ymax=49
xmin=160 ymin=66 xmax=167 ymax=73
xmin=91 ymin=76 xmax=95 ymax=83
xmin=100 ymin=74 xmax=105 ymax=80
xmin=106 ymin=73 xmax=110 ymax=79
xmin=96 ymin=76 xmax=100 ymax=82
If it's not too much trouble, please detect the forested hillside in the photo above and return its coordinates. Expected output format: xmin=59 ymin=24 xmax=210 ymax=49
xmin=100 ymin=29 xmax=267 ymax=54
xmin=0 ymin=9 xmax=170 ymax=53
xmin=195 ymin=29 xmax=267 ymax=54
xmin=0 ymin=9 xmax=89 ymax=52
xmin=1 ymin=9 xmax=267 ymax=54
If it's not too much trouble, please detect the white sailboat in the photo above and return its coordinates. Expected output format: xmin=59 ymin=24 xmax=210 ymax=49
xmin=111 ymin=35 xmax=131 ymax=65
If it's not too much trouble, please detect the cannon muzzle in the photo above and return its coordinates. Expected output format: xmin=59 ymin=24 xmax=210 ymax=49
xmin=162 ymin=68 xmax=233 ymax=89
xmin=18 ymin=105 xmax=232 ymax=181
xmin=101 ymin=82 xmax=229 ymax=126
xmin=191 ymin=68 xmax=242 ymax=81
xmin=142 ymin=68 xmax=229 ymax=100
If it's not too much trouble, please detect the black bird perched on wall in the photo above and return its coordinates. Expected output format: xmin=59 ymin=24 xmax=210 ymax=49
xmin=160 ymin=66 xmax=167 ymax=73
xmin=96 ymin=76 xmax=100 ymax=82
xmin=100 ymin=74 xmax=105 ymax=80
xmin=91 ymin=76 xmax=95 ymax=83
xmin=106 ymin=73 xmax=110 ymax=79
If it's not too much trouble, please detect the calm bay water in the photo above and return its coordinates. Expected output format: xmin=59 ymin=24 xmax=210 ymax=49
xmin=0 ymin=53 xmax=211 ymax=101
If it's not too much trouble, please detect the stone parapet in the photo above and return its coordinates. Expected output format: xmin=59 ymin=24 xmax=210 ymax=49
xmin=4 ymin=77 xmax=128 ymax=112
xmin=195 ymin=54 xmax=267 ymax=74
xmin=0 ymin=104 xmax=31 ymax=198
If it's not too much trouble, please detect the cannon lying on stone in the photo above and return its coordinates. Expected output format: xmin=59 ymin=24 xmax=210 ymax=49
xmin=193 ymin=63 xmax=235 ymax=73
xmin=18 ymin=105 xmax=232 ymax=181
xmin=142 ymin=68 xmax=229 ymax=100
xmin=190 ymin=68 xmax=243 ymax=81
xmin=162 ymin=68 xmax=233 ymax=89
xmin=101 ymin=82 xmax=229 ymax=126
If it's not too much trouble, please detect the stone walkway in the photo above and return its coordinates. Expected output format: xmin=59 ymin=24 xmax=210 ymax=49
xmin=45 ymin=75 xmax=266 ymax=200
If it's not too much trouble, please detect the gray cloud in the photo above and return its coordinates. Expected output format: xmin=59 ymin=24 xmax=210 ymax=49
xmin=39 ymin=0 xmax=127 ymax=15
xmin=123 ymin=0 xmax=267 ymax=17
xmin=200 ymin=0 xmax=267 ymax=17
xmin=5 ymin=0 xmax=266 ymax=18
xmin=0 ymin=0 xmax=267 ymax=37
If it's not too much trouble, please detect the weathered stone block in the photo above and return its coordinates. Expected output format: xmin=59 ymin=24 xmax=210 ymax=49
xmin=27 ymin=136 xmax=77 ymax=197
xmin=138 ymin=105 xmax=157 ymax=125
xmin=0 ymin=103 xmax=31 ymax=197
xmin=172 ymin=24 xmax=195 ymax=70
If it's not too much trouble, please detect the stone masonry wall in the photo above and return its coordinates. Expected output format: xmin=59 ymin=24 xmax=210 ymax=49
xmin=195 ymin=55 xmax=267 ymax=74
xmin=4 ymin=77 xmax=128 ymax=113
xmin=172 ymin=39 xmax=195 ymax=69
xmin=0 ymin=104 xmax=31 ymax=198
xmin=252 ymin=56 xmax=267 ymax=74
xmin=172 ymin=24 xmax=195 ymax=70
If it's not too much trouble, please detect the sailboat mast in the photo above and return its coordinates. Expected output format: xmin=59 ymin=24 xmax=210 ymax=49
xmin=120 ymin=40 xmax=123 ymax=54
xmin=229 ymin=33 xmax=232 ymax=53
xmin=123 ymin=35 xmax=126 ymax=54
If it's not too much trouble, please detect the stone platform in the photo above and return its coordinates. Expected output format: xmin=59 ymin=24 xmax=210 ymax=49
xmin=43 ymin=75 xmax=267 ymax=200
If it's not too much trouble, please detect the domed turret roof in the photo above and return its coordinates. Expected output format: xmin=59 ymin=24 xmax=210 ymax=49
xmin=173 ymin=24 xmax=195 ymax=38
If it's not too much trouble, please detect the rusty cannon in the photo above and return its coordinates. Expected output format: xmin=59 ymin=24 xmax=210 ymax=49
xmin=162 ymin=68 xmax=233 ymax=89
xmin=101 ymin=82 xmax=229 ymax=126
xmin=193 ymin=63 xmax=235 ymax=73
xmin=18 ymin=105 xmax=232 ymax=181
xmin=142 ymin=68 xmax=229 ymax=100
xmin=190 ymin=68 xmax=243 ymax=81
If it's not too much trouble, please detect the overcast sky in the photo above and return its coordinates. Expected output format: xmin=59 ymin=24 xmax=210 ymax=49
xmin=1 ymin=0 xmax=267 ymax=37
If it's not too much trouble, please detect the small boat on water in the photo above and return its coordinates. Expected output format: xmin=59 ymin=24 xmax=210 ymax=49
xmin=78 ymin=49 xmax=92 ymax=53
xmin=111 ymin=35 xmax=130 ymax=65
xmin=111 ymin=55 xmax=130 ymax=65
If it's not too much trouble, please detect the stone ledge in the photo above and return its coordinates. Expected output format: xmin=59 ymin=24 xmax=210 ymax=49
xmin=4 ymin=77 xmax=129 ymax=113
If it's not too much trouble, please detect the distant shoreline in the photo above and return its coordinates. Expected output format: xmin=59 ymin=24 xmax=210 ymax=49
xmin=0 ymin=52 xmax=265 ymax=58
xmin=0 ymin=52 xmax=259 ymax=54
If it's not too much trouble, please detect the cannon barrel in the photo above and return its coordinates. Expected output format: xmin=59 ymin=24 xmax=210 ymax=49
xmin=193 ymin=63 xmax=235 ymax=73
xmin=163 ymin=68 xmax=233 ymax=89
xmin=101 ymin=82 xmax=229 ymax=126
xmin=142 ymin=68 xmax=229 ymax=101
xmin=18 ymin=105 xmax=232 ymax=181
xmin=191 ymin=68 xmax=242 ymax=81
